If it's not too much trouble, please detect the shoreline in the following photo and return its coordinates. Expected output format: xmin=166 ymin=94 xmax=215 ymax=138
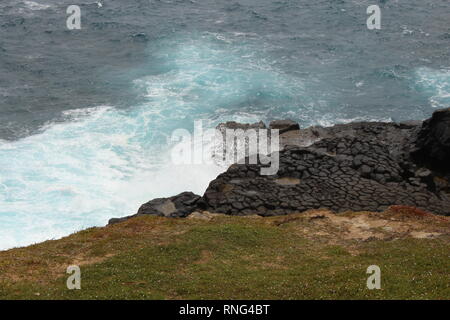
xmin=110 ymin=107 xmax=450 ymax=224
xmin=3 ymin=108 xmax=450 ymax=252
xmin=1 ymin=109 xmax=449 ymax=300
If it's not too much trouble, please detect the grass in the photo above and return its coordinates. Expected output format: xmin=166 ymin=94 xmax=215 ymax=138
xmin=0 ymin=210 xmax=449 ymax=300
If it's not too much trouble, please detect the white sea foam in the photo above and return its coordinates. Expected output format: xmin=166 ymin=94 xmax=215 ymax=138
xmin=23 ymin=1 xmax=51 ymax=10
xmin=0 ymin=104 xmax=226 ymax=250
xmin=1 ymin=34 xmax=313 ymax=250
xmin=415 ymin=67 xmax=450 ymax=109
xmin=5 ymin=33 xmax=431 ymax=250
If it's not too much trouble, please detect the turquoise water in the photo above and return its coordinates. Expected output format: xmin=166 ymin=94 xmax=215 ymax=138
xmin=0 ymin=0 xmax=449 ymax=249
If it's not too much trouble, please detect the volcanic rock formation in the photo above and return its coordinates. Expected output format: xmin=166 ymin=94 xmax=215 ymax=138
xmin=109 ymin=108 xmax=450 ymax=224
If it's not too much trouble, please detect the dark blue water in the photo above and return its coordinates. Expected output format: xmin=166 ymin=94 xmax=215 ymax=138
xmin=0 ymin=0 xmax=449 ymax=249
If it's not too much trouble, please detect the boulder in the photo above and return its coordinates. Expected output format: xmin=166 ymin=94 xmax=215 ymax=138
xmin=216 ymin=121 xmax=266 ymax=132
xmin=269 ymin=119 xmax=300 ymax=134
xmin=108 ymin=192 xmax=201 ymax=224
xmin=137 ymin=191 xmax=201 ymax=217
xmin=412 ymin=107 xmax=450 ymax=174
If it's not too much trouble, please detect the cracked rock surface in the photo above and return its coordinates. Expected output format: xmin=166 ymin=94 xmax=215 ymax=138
xmin=109 ymin=108 xmax=450 ymax=224
xmin=198 ymin=110 xmax=450 ymax=217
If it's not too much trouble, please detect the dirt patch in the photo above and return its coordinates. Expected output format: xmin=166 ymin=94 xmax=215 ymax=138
xmin=272 ymin=206 xmax=450 ymax=245
xmin=409 ymin=231 xmax=442 ymax=239
xmin=194 ymin=250 xmax=213 ymax=265
xmin=70 ymin=253 xmax=116 ymax=267
xmin=275 ymin=177 xmax=300 ymax=186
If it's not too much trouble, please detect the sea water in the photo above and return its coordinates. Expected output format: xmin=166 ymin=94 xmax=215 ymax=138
xmin=0 ymin=0 xmax=449 ymax=249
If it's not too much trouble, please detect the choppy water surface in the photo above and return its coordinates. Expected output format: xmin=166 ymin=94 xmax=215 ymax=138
xmin=0 ymin=0 xmax=449 ymax=249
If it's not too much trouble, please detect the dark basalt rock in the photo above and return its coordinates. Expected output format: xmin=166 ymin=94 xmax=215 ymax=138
xmin=216 ymin=121 xmax=266 ymax=131
xmin=269 ymin=120 xmax=300 ymax=134
xmin=198 ymin=116 xmax=450 ymax=217
xmin=412 ymin=107 xmax=450 ymax=175
xmin=108 ymin=192 xmax=201 ymax=224
xmin=109 ymin=109 xmax=450 ymax=224
xmin=198 ymin=143 xmax=450 ymax=216
xmin=137 ymin=191 xmax=201 ymax=217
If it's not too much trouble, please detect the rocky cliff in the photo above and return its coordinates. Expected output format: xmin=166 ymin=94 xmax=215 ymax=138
xmin=109 ymin=108 xmax=450 ymax=224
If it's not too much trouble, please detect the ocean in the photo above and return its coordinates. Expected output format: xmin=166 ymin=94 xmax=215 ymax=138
xmin=0 ymin=0 xmax=449 ymax=250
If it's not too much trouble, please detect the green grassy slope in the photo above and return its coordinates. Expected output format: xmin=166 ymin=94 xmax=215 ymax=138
xmin=0 ymin=208 xmax=449 ymax=300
